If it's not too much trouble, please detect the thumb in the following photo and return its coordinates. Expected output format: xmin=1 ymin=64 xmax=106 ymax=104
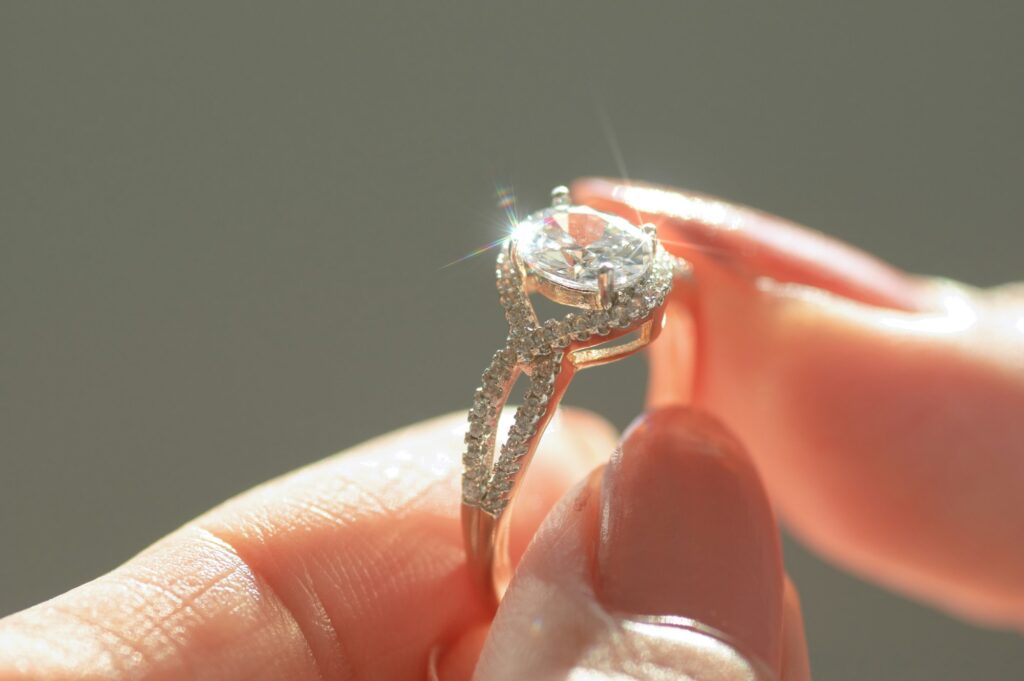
xmin=444 ymin=407 xmax=810 ymax=680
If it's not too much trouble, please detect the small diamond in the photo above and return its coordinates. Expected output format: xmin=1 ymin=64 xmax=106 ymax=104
xmin=571 ymin=315 xmax=591 ymax=340
xmin=626 ymin=298 xmax=645 ymax=320
xmin=514 ymin=205 xmax=654 ymax=292
xmin=529 ymin=329 xmax=549 ymax=355
xmin=541 ymin=319 xmax=564 ymax=347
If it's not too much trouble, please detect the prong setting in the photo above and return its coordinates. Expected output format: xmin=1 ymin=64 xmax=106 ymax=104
xmin=467 ymin=191 xmax=680 ymax=513
xmin=468 ymin=242 xmax=677 ymax=515
xmin=550 ymin=185 xmax=571 ymax=207
xmin=514 ymin=202 xmax=654 ymax=299
xmin=597 ymin=263 xmax=614 ymax=309
xmin=463 ymin=190 xmax=690 ymax=606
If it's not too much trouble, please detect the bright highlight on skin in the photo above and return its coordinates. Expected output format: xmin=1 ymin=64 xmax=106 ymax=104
xmin=756 ymin=278 xmax=978 ymax=336
xmin=875 ymin=286 xmax=977 ymax=334
xmin=611 ymin=184 xmax=743 ymax=232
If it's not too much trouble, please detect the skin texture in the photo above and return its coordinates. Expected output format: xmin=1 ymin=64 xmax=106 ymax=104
xmin=0 ymin=410 xmax=620 ymax=680
xmin=2 ymin=177 xmax=1021 ymax=679
xmin=596 ymin=410 xmax=785 ymax=668
xmin=469 ymin=408 xmax=807 ymax=681
xmin=575 ymin=177 xmax=1024 ymax=626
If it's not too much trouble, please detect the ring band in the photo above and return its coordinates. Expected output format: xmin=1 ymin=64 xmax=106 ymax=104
xmin=461 ymin=186 xmax=688 ymax=606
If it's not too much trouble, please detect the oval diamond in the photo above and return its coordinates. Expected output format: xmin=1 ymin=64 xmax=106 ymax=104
xmin=513 ymin=205 xmax=654 ymax=292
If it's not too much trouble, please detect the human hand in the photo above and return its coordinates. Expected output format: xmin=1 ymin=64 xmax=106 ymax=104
xmin=574 ymin=177 xmax=1024 ymax=628
xmin=0 ymin=406 xmax=803 ymax=680
xmin=3 ymin=177 xmax=1021 ymax=680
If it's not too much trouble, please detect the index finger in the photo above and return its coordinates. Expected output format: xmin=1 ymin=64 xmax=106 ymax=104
xmin=0 ymin=409 xmax=617 ymax=680
xmin=572 ymin=177 xmax=922 ymax=311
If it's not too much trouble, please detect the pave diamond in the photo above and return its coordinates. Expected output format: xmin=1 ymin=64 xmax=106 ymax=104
xmin=513 ymin=205 xmax=654 ymax=292
xmin=464 ymin=196 xmax=681 ymax=516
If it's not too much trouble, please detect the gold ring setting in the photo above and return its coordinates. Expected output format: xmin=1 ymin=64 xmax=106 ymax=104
xmin=461 ymin=185 xmax=689 ymax=606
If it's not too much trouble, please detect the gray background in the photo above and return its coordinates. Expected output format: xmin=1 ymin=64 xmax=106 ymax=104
xmin=2 ymin=2 xmax=1022 ymax=678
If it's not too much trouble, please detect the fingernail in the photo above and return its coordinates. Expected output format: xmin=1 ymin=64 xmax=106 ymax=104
xmin=573 ymin=177 xmax=926 ymax=312
xmin=596 ymin=406 xmax=785 ymax=671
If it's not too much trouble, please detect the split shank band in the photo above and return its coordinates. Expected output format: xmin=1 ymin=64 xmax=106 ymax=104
xmin=461 ymin=186 xmax=688 ymax=606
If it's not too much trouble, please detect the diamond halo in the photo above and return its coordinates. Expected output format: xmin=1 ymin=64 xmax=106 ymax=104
xmin=463 ymin=188 xmax=680 ymax=516
xmin=461 ymin=185 xmax=689 ymax=606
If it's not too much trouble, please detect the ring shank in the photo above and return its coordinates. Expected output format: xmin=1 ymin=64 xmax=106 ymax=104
xmin=461 ymin=502 xmax=510 ymax=607
xmin=461 ymin=236 xmax=683 ymax=608
xmin=462 ymin=315 xmax=668 ymax=608
xmin=462 ymin=351 xmax=576 ymax=607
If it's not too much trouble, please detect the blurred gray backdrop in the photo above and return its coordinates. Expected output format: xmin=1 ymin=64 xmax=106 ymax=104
xmin=2 ymin=3 xmax=1022 ymax=678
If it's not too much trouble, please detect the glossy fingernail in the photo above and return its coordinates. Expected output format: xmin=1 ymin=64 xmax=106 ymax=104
xmin=573 ymin=177 xmax=925 ymax=312
xmin=596 ymin=406 xmax=785 ymax=672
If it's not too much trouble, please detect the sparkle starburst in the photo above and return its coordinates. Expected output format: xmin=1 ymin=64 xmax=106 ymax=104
xmin=439 ymin=183 xmax=521 ymax=270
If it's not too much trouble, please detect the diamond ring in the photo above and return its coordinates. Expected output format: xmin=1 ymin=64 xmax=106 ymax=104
xmin=462 ymin=185 xmax=690 ymax=606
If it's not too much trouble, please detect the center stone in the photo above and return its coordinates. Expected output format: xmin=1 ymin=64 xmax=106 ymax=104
xmin=513 ymin=205 xmax=654 ymax=292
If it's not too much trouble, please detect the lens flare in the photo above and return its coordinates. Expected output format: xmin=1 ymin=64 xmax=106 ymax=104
xmin=439 ymin=235 xmax=510 ymax=269
xmin=440 ymin=184 xmax=521 ymax=269
xmin=495 ymin=183 xmax=519 ymax=226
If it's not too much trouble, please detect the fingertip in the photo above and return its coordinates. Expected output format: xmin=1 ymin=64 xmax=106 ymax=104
xmin=572 ymin=176 xmax=923 ymax=312
xmin=781 ymin=578 xmax=812 ymax=681
xmin=434 ymin=623 xmax=489 ymax=681
xmin=477 ymin=410 xmax=787 ymax=679
xmin=598 ymin=406 xmax=785 ymax=672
